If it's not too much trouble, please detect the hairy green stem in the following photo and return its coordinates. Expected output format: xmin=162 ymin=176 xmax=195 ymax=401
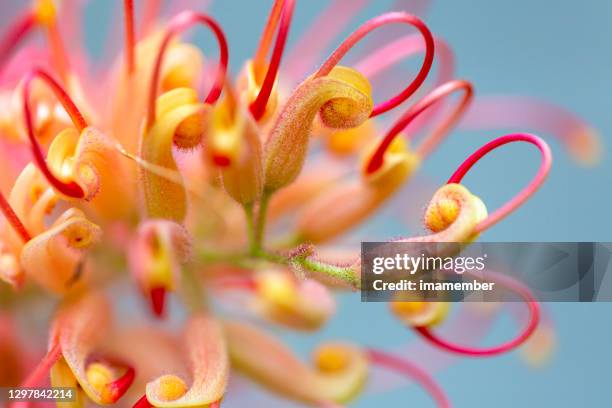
xmin=251 ymin=191 xmax=271 ymax=254
xmin=198 ymin=245 xmax=359 ymax=288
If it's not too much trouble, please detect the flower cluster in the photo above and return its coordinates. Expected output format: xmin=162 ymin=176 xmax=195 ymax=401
xmin=0 ymin=0 xmax=599 ymax=407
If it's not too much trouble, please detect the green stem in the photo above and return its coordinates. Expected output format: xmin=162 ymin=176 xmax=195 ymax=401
xmin=252 ymin=191 xmax=271 ymax=254
xmin=197 ymin=245 xmax=359 ymax=289
xmin=297 ymin=257 xmax=360 ymax=289
xmin=244 ymin=203 xmax=256 ymax=254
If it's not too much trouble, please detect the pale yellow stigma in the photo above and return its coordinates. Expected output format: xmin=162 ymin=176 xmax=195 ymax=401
xmin=156 ymin=374 xmax=188 ymax=401
xmin=315 ymin=345 xmax=350 ymax=373
xmin=86 ymin=362 xmax=113 ymax=395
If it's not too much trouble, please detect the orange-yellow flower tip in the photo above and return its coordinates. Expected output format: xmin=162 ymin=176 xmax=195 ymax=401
xmin=173 ymin=108 xmax=208 ymax=151
xmin=520 ymin=324 xmax=557 ymax=367
xmin=319 ymin=66 xmax=373 ymax=128
xmin=46 ymin=128 xmax=102 ymax=201
xmin=390 ymin=301 xmax=449 ymax=328
xmin=256 ymin=270 xmax=297 ymax=308
xmin=153 ymin=374 xmax=188 ymax=401
xmin=60 ymin=214 xmax=102 ymax=248
xmin=423 ymin=183 xmax=488 ymax=241
xmin=86 ymin=360 xmax=135 ymax=404
xmin=253 ymin=271 xmax=334 ymax=331
xmin=33 ymin=0 xmax=56 ymax=26
xmin=567 ymin=126 xmax=603 ymax=166
xmin=160 ymin=44 xmax=205 ymax=92
xmin=361 ymin=136 xmax=419 ymax=189
xmin=153 ymin=87 xmax=209 ymax=150
xmin=314 ymin=344 xmax=351 ymax=373
xmin=144 ymin=315 xmax=228 ymax=407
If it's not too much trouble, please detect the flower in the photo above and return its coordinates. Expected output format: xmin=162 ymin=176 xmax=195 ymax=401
xmin=0 ymin=1 xmax=600 ymax=407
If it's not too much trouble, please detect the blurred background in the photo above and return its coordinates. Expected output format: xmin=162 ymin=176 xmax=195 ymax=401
xmin=2 ymin=0 xmax=612 ymax=406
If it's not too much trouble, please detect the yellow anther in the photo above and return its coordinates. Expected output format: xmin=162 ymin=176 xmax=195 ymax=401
xmin=156 ymin=374 xmax=188 ymax=401
xmin=315 ymin=345 xmax=350 ymax=373
xmin=86 ymin=362 xmax=114 ymax=395
xmin=34 ymin=0 xmax=56 ymax=26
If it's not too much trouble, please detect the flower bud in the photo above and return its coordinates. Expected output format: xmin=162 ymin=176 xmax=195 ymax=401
xmin=424 ymin=183 xmax=487 ymax=242
xmin=128 ymin=219 xmax=191 ymax=317
xmin=140 ymin=87 xmax=211 ymax=221
xmin=252 ymin=269 xmax=335 ymax=331
xmin=213 ymin=103 xmax=264 ymax=206
xmin=264 ymin=66 xmax=373 ymax=192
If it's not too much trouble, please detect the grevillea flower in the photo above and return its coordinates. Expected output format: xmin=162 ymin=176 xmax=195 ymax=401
xmin=0 ymin=1 xmax=601 ymax=407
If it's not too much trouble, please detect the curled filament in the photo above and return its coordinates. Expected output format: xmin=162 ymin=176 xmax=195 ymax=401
xmin=447 ymin=133 xmax=552 ymax=234
xmin=366 ymin=79 xmax=474 ymax=175
xmin=22 ymin=68 xmax=88 ymax=199
xmin=146 ymin=10 xmax=229 ymax=128
xmin=315 ymin=12 xmax=435 ymax=118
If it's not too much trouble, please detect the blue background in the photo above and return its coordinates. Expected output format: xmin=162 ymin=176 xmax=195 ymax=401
xmin=52 ymin=0 xmax=612 ymax=406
